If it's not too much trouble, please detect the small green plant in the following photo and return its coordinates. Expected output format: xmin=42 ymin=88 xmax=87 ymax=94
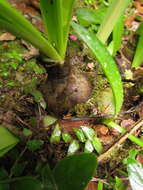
xmin=0 ymin=0 xmax=75 ymax=64
xmin=0 ymin=0 xmax=125 ymax=117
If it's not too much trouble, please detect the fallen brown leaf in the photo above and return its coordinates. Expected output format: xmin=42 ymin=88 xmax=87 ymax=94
xmin=0 ymin=32 xmax=16 ymax=41
xmin=85 ymin=181 xmax=98 ymax=190
xmin=93 ymin=124 xmax=109 ymax=136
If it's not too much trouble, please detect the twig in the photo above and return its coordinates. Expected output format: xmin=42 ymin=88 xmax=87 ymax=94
xmin=98 ymin=118 xmax=143 ymax=162
xmin=91 ymin=177 xmax=110 ymax=186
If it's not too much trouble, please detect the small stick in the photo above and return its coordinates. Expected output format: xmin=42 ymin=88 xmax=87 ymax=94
xmin=98 ymin=118 xmax=143 ymax=162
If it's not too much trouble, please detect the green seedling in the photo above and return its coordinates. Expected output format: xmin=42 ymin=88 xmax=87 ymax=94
xmin=67 ymin=140 xmax=80 ymax=155
xmin=23 ymin=128 xmax=32 ymax=137
xmin=50 ymin=124 xmax=61 ymax=143
xmin=0 ymin=0 xmax=125 ymax=117
xmin=62 ymin=132 xmax=72 ymax=143
xmin=27 ymin=139 xmax=44 ymax=151
xmin=92 ymin=137 xmax=103 ymax=154
xmin=84 ymin=140 xmax=94 ymax=153
xmin=80 ymin=126 xmax=96 ymax=141
xmin=43 ymin=115 xmax=57 ymax=128
xmin=0 ymin=0 xmax=76 ymax=64
xmin=74 ymin=128 xmax=86 ymax=142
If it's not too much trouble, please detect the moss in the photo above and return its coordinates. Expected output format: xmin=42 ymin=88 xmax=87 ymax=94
xmin=0 ymin=38 xmax=47 ymax=113
xmin=0 ymin=39 xmax=46 ymax=90
xmin=69 ymin=73 xmax=109 ymax=116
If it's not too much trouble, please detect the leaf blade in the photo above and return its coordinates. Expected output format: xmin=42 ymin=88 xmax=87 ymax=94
xmin=0 ymin=0 xmax=62 ymax=61
xmin=39 ymin=0 xmax=64 ymax=58
xmin=53 ymin=153 xmax=97 ymax=190
xmin=97 ymin=0 xmax=131 ymax=43
xmin=72 ymin=22 xmax=123 ymax=116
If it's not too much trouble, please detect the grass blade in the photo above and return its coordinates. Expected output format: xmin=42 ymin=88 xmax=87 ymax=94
xmin=0 ymin=0 xmax=62 ymax=62
xmin=97 ymin=0 xmax=131 ymax=43
xmin=72 ymin=22 xmax=123 ymax=116
xmin=39 ymin=0 xmax=64 ymax=58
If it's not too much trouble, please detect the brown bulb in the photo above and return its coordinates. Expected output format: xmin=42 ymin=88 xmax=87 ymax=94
xmin=41 ymin=64 xmax=92 ymax=115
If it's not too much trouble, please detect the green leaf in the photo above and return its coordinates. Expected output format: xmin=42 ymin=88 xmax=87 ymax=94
xmin=50 ymin=124 xmax=61 ymax=143
xmin=27 ymin=139 xmax=44 ymax=151
xmin=97 ymin=0 xmax=131 ymax=43
xmin=76 ymin=8 xmax=107 ymax=26
xmin=11 ymin=177 xmax=42 ymax=190
xmin=80 ymin=126 xmax=96 ymax=141
xmin=84 ymin=140 xmax=94 ymax=153
xmin=74 ymin=128 xmax=86 ymax=142
xmin=0 ymin=126 xmax=19 ymax=157
xmin=114 ymin=176 xmax=127 ymax=190
xmin=0 ymin=0 xmax=62 ymax=61
xmin=67 ymin=140 xmax=80 ymax=156
xmin=72 ymin=22 xmax=123 ymax=116
xmin=128 ymin=135 xmax=143 ymax=148
xmin=62 ymin=0 xmax=75 ymax=56
xmin=23 ymin=128 xmax=32 ymax=137
xmin=132 ymin=34 xmax=143 ymax=68
xmin=62 ymin=132 xmax=72 ymax=143
xmin=112 ymin=15 xmax=124 ymax=56
xmin=43 ymin=115 xmax=57 ymax=128
xmin=92 ymin=137 xmax=103 ymax=154
xmin=40 ymin=0 xmax=64 ymax=57
xmin=97 ymin=181 xmax=103 ymax=190
xmin=40 ymin=0 xmax=75 ymax=59
xmin=128 ymin=162 xmax=143 ymax=190
xmin=53 ymin=153 xmax=97 ymax=190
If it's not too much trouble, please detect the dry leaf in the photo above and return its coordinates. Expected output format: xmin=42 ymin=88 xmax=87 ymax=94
xmin=0 ymin=32 xmax=16 ymax=41
xmin=85 ymin=181 xmax=98 ymax=190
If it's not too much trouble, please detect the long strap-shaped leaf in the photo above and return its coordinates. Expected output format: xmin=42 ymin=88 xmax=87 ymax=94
xmin=40 ymin=0 xmax=64 ymax=58
xmin=71 ymin=22 xmax=123 ymax=116
xmin=62 ymin=0 xmax=75 ymax=56
xmin=97 ymin=0 xmax=131 ymax=43
xmin=0 ymin=0 xmax=62 ymax=62
xmin=132 ymin=23 xmax=143 ymax=68
xmin=40 ymin=0 xmax=75 ymax=59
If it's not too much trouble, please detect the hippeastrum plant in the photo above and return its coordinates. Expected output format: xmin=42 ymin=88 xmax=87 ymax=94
xmin=0 ymin=0 xmax=126 ymax=117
